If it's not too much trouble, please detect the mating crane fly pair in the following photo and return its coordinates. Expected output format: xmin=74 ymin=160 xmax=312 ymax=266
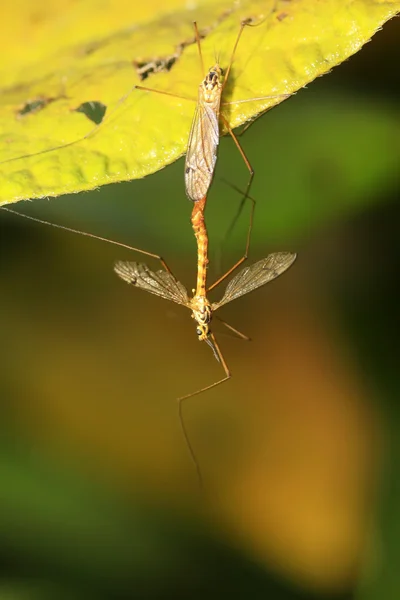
xmin=114 ymin=16 xmax=295 ymax=392
xmin=1 ymin=13 xmax=296 ymax=482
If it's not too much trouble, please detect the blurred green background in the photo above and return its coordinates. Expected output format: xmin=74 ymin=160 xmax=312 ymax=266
xmin=1 ymin=14 xmax=400 ymax=600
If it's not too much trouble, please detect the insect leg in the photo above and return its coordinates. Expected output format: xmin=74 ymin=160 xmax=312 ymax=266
xmin=207 ymin=182 xmax=256 ymax=293
xmin=0 ymin=207 xmax=176 ymax=277
xmin=176 ymin=333 xmax=230 ymax=487
xmin=214 ymin=315 xmax=251 ymax=341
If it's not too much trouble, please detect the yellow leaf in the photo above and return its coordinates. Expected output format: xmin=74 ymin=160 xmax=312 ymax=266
xmin=0 ymin=0 xmax=399 ymax=203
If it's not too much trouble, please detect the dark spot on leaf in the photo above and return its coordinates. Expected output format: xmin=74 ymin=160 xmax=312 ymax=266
xmin=75 ymin=101 xmax=107 ymax=125
xmin=17 ymin=97 xmax=50 ymax=118
xmin=133 ymin=55 xmax=178 ymax=82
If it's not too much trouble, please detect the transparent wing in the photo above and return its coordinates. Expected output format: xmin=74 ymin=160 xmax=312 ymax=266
xmin=185 ymin=98 xmax=220 ymax=202
xmin=114 ymin=261 xmax=189 ymax=306
xmin=212 ymin=253 xmax=297 ymax=310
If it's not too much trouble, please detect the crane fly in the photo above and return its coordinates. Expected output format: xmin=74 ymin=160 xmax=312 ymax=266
xmin=114 ymin=249 xmax=296 ymax=484
xmin=113 ymin=195 xmax=296 ymax=483
xmin=114 ymin=253 xmax=296 ymax=380
xmin=137 ymin=16 xmax=291 ymax=202
xmin=1 ymin=203 xmax=296 ymax=485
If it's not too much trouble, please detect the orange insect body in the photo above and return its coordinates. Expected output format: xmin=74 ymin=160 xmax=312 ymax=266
xmin=189 ymin=195 xmax=213 ymax=345
xmin=190 ymin=195 xmax=209 ymax=296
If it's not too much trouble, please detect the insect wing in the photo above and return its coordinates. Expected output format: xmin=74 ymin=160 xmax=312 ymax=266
xmin=114 ymin=261 xmax=189 ymax=306
xmin=185 ymin=96 xmax=220 ymax=202
xmin=212 ymin=253 xmax=297 ymax=310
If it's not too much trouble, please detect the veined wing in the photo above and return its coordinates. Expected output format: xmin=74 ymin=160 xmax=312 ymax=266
xmin=184 ymin=96 xmax=220 ymax=202
xmin=114 ymin=261 xmax=189 ymax=306
xmin=212 ymin=253 xmax=297 ymax=310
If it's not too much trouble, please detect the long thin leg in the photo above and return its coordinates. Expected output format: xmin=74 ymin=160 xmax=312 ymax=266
xmin=0 ymin=207 xmax=176 ymax=277
xmin=222 ymin=12 xmax=277 ymax=93
xmin=222 ymin=93 xmax=290 ymax=107
xmin=214 ymin=315 xmax=251 ymax=340
xmin=231 ymin=105 xmax=276 ymax=139
xmin=221 ymin=0 xmax=289 ymax=106
xmin=176 ymin=332 xmax=230 ymax=487
xmin=207 ymin=182 xmax=256 ymax=293
xmin=134 ymin=85 xmax=195 ymax=103
xmin=219 ymin=94 xmax=291 ymax=234
xmin=220 ymin=113 xmax=253 ymax=178
xmin=216 ymin=95 xmax=291 ymax=261
xmin=211 ymin=113 xmax=255 ymax=278
xmin=193 ymin=22 xmax=205 ymax=78
xmin=216 ymin=8 xmax=291 ymax=250
xmin=227 ymin=93 xmax=293 ymax=142
xmin=222 ymin=19 xmax=254 ymax=92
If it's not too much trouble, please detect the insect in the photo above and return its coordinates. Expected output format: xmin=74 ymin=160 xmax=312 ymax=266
xmin=1 ymin=203 xmax=296 ymax=484
xmin=114 ymin=195 xmax=296 ymax=482
xmin=114 ymin=252 xmax=296 ymax=394
xmin=136 ymin=17 xmax=291 ymax=202
xmin=115 ymin=250 xmax=296 ymax=483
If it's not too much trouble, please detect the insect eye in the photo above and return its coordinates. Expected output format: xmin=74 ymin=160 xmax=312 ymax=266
xmin=196 ymin=328 xmax=202 ymax=336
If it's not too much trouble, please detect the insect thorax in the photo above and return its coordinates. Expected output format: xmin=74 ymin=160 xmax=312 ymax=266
xmin=201 ymin=65 xmax=223 ymax=103
xmin=190 ymin=296 xmax=212 ymax=340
